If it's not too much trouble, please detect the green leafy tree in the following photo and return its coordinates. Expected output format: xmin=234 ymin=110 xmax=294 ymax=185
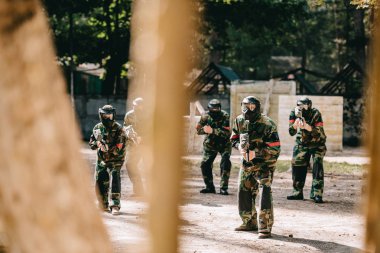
xmin=200 ymin=0 xmax=371 ymax=80
xmin=43 ymin=0 xmax=132 ymax=96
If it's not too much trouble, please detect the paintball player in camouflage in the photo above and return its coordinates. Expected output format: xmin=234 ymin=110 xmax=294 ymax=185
xmin=231 ymin=96 xmax=281 ymax=239
xmin=196 ymin=99 xmax=232 ymax=195
xmin=124 ymin=97 xmax=144 ymax=196
xmin=286 ymin=97 xmax=327 ymax=204
xmin=89 ymin=105 xmax=127 ymax=215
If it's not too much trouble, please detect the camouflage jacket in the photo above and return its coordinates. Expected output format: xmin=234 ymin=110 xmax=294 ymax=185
xmin=288 ymin=108 xmax=326 ymax=146
xmin=123 ymin=109 xmax=141 ymax=146
xmin=231 ymin=114 xmax=281 ymax=167
xmin=196 ymin=110 xmax=231 ymax=149
xmin=89 ymin=122 xmax=127 ymax=165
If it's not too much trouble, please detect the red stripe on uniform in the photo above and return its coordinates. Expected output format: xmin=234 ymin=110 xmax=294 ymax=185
xmin=230 ymin=134 xmax=239 ymax=140
xmin=314 ymin=122 xmax=324 ymax=127
xmin=289 ymin=119 xmax=295 ymax=123
xmin=116 ymin=143 xmax=123 ymax=149
xmin=223 ymin=126 xmax=231 ymax=130
xmin=267 ymin=141 xmax=281 ymax=147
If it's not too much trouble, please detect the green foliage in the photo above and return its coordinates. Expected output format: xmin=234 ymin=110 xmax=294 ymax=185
xmin=325 ymin=161 xmax=365 ymax=174
xmin=200 ymin=0 xmax=371 ymax=82
xmin=43 ymin=0 xmax=371 ymax=97
xmin=349 ymin=0 xmax=378 ymax=8
xmin=43 ymin=0 xmax=132 ymax=95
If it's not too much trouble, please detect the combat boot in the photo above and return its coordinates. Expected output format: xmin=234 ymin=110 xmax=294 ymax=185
xmin=314 ymin=196 xmax=323 ymax=203
xmin=234 ymin=222 xmax=258 ymax=231
xmin=287 ymin=193 xmax=304 ymax=200
xmin=111 ymin=207 xmax=120 ymax=215
xmin=258 ymin=232 xmax=271 ymax=239
xmin=200 ymin=187 xmax=216 ymax=194
xmin=220 ymin=189 xmax=229 ymax=195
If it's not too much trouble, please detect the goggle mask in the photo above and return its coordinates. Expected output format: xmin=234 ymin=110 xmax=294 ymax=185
xmin=242 ymin=103 xmax=256 ymax=113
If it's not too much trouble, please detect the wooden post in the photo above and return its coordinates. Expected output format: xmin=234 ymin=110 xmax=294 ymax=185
xmin=130 ymin=0 xmax=193 ymax=252
xmin=263 ymin=79 xmax=274 ymax=115
xmin=0 ymin=1 xmax=112 ymax=253
xmin=366 ymin=8 xmax=380 ymax=253
xmin=195 ymin=100 xmax=205 ymax=115
xmin=188 ymin=102 xmax=196 ymax=154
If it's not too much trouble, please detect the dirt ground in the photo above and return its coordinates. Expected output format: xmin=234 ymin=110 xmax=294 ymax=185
xmin=83 ymin=147 xmax=366 ymax=253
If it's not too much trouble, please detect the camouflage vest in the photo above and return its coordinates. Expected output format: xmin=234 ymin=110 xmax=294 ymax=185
xmin=89 ymin=122 xmax=127 ymax=164
xmin=196 ymin=110 xmax=231 ymax=149
xmin=233 ymin=114 xmax=281 ymax=160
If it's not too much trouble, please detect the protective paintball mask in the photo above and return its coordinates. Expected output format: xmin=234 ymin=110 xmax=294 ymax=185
xmin=209 ymin=107 xmax=221 ymax=119
xmin=101 ymin=113 xmax=114 ymax=128
xmin=296 ymin=102 xmax=311 ymax=118
xmin=242 ymin=103 xmax=260 ymax=122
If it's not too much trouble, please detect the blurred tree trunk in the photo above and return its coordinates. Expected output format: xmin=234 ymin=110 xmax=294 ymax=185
xmin=366 ymin=7 xmax=380 ymax=253
xmin=0 ymin=1 xmax=112 ymax=253
xmin=130 ymin=0 xmax=193 ymax=252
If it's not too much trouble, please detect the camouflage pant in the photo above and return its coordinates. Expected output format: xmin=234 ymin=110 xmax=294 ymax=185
xmin=238 ymin=162 xmax=274 ymax=233
xmin=200 ymin=145 xmax=232 ymax=190
xmin=125 ymin=146 xmax=144 ymax=195
xmin=95 ymin=161 xmax=122 ymax=209
xmin=291 ymin=144 xmax=326 ymax=198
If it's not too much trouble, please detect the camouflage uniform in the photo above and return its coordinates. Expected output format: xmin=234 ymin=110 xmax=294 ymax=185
xmin=196 ymin=110 xmax=232 ymax=192
xmin=289 ymin=108 xmax=327 ymax=199
xmin=124 ymin=109 xmax=144 ymax=195
xmin=231 ymin=114 xmax=281 ymax=234
xmin=89 ymin=122 xmax=127 ymax=210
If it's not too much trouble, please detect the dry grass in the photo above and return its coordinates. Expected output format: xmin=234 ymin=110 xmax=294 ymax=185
xmin=182 ymin=158 xmax=365 ymax=175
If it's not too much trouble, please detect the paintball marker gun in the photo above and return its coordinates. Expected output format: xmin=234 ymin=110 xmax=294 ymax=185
xmin=239 ymin=132 xmax=250 ymax=161
xmin=239 ymin=120 xmax=251 ymax=161
xmin=239 ymin=121 xmax=265 ymax=166
xmin=94 ymin=129 xmax=109 ymax=152
xmin=294 ymin=106 xmax=305 ymax=127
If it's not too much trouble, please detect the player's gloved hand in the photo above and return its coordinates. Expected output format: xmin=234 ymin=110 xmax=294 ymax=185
xmin=293 ymin=118 xmax=301 ymax=129
xmin=97 ymin=141 xmax=108 ymax=152
xmin=303 ymin=123 xmax=312 ymax=131
xmin=203 ymin=125 xmax=213 ymax=134
xmin=240 ymin=149 xmax=255 ymax=162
